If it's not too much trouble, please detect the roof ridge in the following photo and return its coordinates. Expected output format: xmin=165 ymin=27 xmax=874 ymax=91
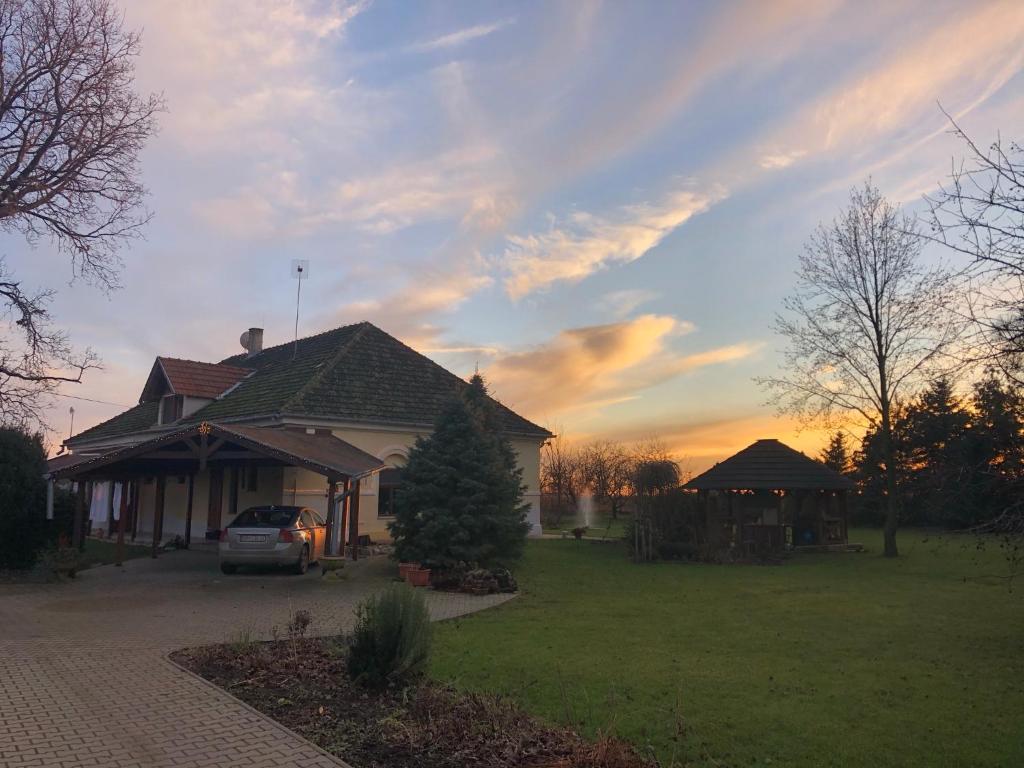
xmin=281 ymin=322 xmax=372 ymax=412
xmin=159 ymin=355 xmax=254 ymax=371
xmin=219 ymin=321 xmax=366 ymax=364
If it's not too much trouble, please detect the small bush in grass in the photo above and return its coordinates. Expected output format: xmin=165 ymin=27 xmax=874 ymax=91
xmin=348 ymin=584 xmax=432 ymax=689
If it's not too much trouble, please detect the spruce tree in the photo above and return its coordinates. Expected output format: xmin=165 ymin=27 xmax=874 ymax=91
xmin=389 ymin=375 xmax=530 ymax=570
xmin=820 ymin=431 xmax=852 ymax=475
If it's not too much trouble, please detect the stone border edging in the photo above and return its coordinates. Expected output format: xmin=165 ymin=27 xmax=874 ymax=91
xmin=164 ymin=651 xmax=356 ymax=768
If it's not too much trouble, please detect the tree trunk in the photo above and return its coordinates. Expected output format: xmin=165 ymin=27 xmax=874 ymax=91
xmin=881 ymin=408 xmax=900 ymax=558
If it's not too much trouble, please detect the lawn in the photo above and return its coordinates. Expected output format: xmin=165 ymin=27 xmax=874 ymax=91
xmin=431 ymin=529 xmax=1024 ymax=767
xmin=80 ymin=538 xmax=151 ymax=568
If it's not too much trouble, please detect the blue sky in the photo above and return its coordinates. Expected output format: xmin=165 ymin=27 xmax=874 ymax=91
xmin=13 ymin=0 xmax=1024 ymax=468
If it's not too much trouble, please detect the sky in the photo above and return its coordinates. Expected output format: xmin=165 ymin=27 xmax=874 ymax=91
xmin=12 ymin=0 xmax=1024 ymax=470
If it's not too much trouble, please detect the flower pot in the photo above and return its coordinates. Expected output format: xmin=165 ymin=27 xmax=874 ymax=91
xmin=406 ymin=567 xmax=432 ymax=587
xmin=398 ymin=562 xmax=416 ymax=580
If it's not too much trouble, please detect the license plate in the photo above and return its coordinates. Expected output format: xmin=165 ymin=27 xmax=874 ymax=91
xmin=239 ymin=534 xmax=266 ymax=543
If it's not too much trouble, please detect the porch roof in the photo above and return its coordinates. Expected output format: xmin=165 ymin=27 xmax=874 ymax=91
xmin=50 ymin=422 xmax=385 ymax=481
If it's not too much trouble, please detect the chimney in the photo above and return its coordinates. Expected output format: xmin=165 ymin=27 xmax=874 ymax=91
xmin=245 ymin=327 xmax=263 ymax=357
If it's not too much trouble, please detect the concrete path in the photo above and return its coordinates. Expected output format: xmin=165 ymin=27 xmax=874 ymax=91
xmin=0 ymin=551 xmax=512 ymax=768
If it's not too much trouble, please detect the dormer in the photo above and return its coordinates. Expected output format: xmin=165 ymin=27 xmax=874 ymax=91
xmin=139 ymin=357 xmax=253 ymax=425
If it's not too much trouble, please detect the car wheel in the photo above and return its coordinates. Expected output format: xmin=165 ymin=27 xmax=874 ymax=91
xmin=294 ymin=546 xmax=309 ymax=575
xmin=220 ymin=562 xmax=237 ymax=575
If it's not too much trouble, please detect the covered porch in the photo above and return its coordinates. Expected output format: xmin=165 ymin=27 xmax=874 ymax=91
xmin=50 ymin=422 xmax=385 ymax=563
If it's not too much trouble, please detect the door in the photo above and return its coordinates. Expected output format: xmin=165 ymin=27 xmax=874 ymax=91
xmin=302 ymin=510 xmax=326 ymax=560
xmin=206 ymin=466 xmax=224 ymax=538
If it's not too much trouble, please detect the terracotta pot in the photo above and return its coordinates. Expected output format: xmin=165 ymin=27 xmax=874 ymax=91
xmin=398 ymin=562 xmax=416 ymax=580
xmin=406 ymin=567 xmax=432 ymax=587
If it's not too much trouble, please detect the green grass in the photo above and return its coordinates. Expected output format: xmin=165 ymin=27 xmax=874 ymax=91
xmin=80 ymin=538 xmax=151 ymax=568
xmin=431 ymin=529 xmax=1024 ymax=767
xmin=545 ymin=510 xmax=629 ymax=540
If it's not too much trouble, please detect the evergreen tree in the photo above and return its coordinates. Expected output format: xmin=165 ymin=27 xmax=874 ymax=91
xmin=901 ymin=379 xmax=971 ymax=526
xmin=967 ymin=374 xmax=1024 ymax=521
xmin=820 ymin=431 xmax=852 ymax=475
xmin=389 ymin=375 xmax=530 ymax=570
xmin=0 ymin=428 xmax=48 ymax=569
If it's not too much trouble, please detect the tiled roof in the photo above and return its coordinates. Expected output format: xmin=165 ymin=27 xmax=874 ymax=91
xmin=684 ymin=439 xmax=855 ymax=491
xmin=158 ymin=357 xmax=252 ymax=399
xmin=69 ymin=400 xmax=160 ymax=444
xmin=67 ymin=322 xmax=551 ymax=446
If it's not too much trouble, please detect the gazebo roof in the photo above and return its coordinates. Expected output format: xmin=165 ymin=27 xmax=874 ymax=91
xmin=683 ymin=438 xmax=854 ymax=491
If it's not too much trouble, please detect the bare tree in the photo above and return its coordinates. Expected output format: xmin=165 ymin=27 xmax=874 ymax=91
xmin=0 ymin=0 xmax=161 ymax=426
xmin=925 ymin=113 xmax=1024 ymax=382
xmin=759 ymin=182 xmax=962 ymax=557
xmin=580 ymin=440 xmax=632 ymax=520
xmin=540 ymin=434 xmax=586 ymax=528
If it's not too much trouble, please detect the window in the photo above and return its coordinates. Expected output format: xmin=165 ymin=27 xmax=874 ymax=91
xmin=377 ymin=466 xmax=403 ymax=518
xmin=159 ymin=394 xmax=183 ymax=424
xmin=229 ymin=507 xmax=298 ymax=528
xmin=242 ymin=466 xmax=259 ymax=492
xmin=300 ymin=511 xmax=316 ymax=528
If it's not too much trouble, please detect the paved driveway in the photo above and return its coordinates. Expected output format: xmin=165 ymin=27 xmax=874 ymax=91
xmin=0 ymin=551 xmax=513 ymax=768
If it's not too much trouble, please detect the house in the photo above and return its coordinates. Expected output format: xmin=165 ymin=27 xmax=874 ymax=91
xmin=51 ymin=322 xmax=551 ymax=554
xmin=683 ymin=438 xmax=855 ymax=555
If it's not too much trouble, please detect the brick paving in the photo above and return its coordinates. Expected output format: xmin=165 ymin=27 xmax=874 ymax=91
xmin=0 ymin=551 xmax=513 ymax=768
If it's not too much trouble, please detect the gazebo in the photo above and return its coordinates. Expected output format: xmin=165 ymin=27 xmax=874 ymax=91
xmin=683 ymin=438 xmax=856 ymax=555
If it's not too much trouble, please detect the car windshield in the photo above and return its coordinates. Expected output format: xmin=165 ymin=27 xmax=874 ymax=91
xmin=230 ymin=508 xmax=298 ymax=528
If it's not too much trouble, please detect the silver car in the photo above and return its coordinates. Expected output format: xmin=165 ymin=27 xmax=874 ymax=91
xmin=218 ymin=505 xmax=327 ymax=575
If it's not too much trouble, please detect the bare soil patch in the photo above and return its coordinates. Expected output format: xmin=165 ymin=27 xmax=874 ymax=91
xmin=171 ymin=637 xmax=654 ymax=768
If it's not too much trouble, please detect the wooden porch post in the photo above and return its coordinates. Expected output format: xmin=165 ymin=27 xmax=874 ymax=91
xmin=152 ymin=475 xmax=167 ymax=558
xmin=325 ymin=478 xmax=337 ymax=557
xmin=106 ymin=479 xmax=116 ymax=537
xmin=228 ymin=466 xmax=240 ymax=521
xmin=72 ymin=480 xmax=86 ymax=550
xmin=130 ymin=480 xmax=140 ymax=541
xmin=348 ymin=478 xmax=361 ymax=561
xmin=116 ymin=481 xmax=129 ymax=566
xmin=339 ymin=478 xmax=351 ymax=557
xmin=184 ymin=473 xmax=195 ymax=549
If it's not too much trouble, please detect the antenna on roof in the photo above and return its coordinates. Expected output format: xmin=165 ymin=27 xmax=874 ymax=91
xmin=290 ymin=259 xmax=309 ymax=359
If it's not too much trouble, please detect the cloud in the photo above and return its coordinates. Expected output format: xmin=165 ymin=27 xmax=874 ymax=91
xmin=198 ymin=143 xmax=507 ymax=238
xmin=759 ymin=150 xmax=807 ymax=170
xmin=498 ymin=185 xmax=726 ymax=299
xmin=405 ymin=18 xmax=514 ymax=53
xmin=325 ymin=252 xmax=494 ymax=348
xmin=755 ymin=1 xmax=1024 ymax=172
xmin=597 ymin=289 xmax=660 ymax=319
xmin=484 ymin=315 xmax=758 ymax=422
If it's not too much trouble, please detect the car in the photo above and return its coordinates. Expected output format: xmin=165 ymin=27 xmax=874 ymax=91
xmin=218 ymin=505 xmax=327 ymax=575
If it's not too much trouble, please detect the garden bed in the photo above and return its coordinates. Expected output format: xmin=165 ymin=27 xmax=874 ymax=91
xmin=171 ymin=637 xmax=654 ymax=768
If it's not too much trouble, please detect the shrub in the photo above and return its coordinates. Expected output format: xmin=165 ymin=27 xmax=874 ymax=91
xmin=348 ymin=584 xmax=432 ymax=689
xmin=0 ymin=428 xmax=48 ymax=570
